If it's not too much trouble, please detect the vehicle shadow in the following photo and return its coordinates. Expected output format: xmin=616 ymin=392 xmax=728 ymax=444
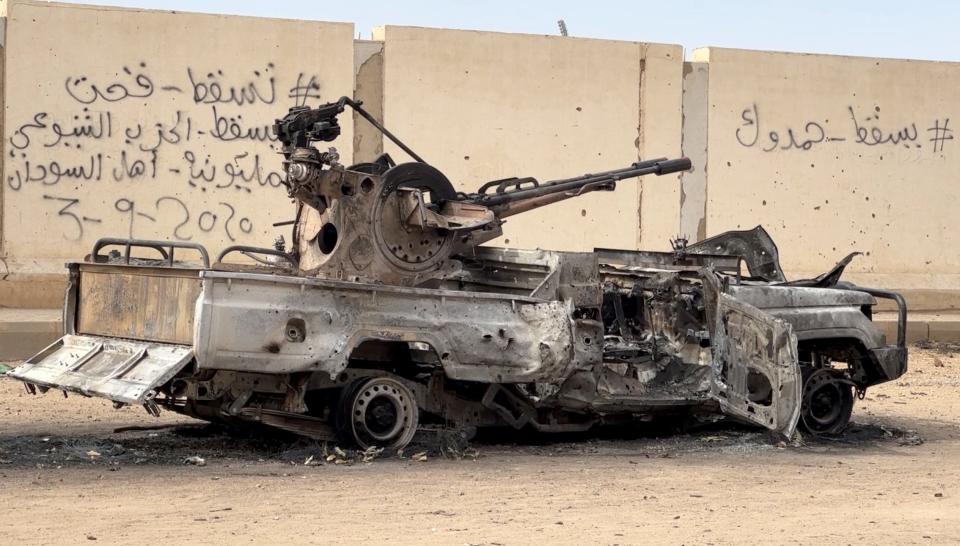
xmin=0 ymin=414 xmax=946 ymax=470
xmin=468 ymin=416 xmax=933 ymax=457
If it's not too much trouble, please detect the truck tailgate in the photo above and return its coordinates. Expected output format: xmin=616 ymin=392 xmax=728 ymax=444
xmin=8 ymin=334 xmax=192 ymax=405
xmin=76 ymin=264 xmax=201 ymax=345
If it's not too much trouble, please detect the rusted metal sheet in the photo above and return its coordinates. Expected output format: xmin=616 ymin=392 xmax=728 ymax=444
xmin=8 ymin=334 xmax=193 ymax=406
xmin=77 ymin=264 xmax=201 ymax=345
xmin=708 ymin=287 xmax=801 ymax=437
xmin=193 ymin=269 xmax=588 ymax=383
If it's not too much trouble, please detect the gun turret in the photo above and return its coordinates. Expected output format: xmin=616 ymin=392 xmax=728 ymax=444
xmin=273 ymin=99 xmax=347 ymax=150
xmin=272 ymin=97 xmax=690 ymax=286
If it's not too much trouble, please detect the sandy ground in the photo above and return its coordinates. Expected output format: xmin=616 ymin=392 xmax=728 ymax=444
xmin=1 ymin=345 xmax=959 ymax=545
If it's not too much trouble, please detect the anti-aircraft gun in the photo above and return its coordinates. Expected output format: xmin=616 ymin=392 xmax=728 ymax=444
xmin=4 ymin=96 xmax=906 ymax=449
xmin=273 ymin=96 xmax=691 ymax=286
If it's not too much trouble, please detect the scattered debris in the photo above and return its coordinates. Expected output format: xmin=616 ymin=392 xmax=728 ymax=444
xmin=898 ymin=433 xmax=924 ymax=447
xmin=183 ymin=456 xmax=206 ymax=466
xmin=916 ymin=340 xmax=960 ymax=355
xmin=809 ymin=423 xmax=924 ymax=447
xmin=434 ymin=427 xmax=480 ymax=460
xmin=113 ymin=423 xmax=196 ymax=434
xmin=0 ymin=405 xmax=927 ymax=471
xmin=360 ymin=446 xmax=384 ymax=463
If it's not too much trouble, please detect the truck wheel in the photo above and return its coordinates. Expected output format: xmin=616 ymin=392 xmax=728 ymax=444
xmin=800 ymin=368 xmax=854 ymax=435
xmin=336 ymin=377 xmax=419 ymax=450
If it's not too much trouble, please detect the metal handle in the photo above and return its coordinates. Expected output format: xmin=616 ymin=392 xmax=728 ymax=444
xmin=216 ymin=245 xmax=299 ymax=269
xmin=91 ymin=238 xmax=210 ymax=268
xmin=476 ymin=177 xmax=540 ymax=196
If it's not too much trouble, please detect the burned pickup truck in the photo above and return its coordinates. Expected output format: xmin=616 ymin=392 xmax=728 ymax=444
xmin=9 ymin=98 xmax=908 ymax=449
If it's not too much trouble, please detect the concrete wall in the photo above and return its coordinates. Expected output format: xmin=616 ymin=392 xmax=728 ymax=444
xmin=373 ymin=26 xmax=684 ymax=252
xmin=1 ymin=0 xmax=355 ymax=278
xmin=680 ymin=61 xmax=708 ymax=242
xmin=353 ymin=40 xmax=384 ymax=162
xmin=689 ymin=47 xmax=960 ymax=303
xmin=4 ymin=2 xmax=958 ymax=314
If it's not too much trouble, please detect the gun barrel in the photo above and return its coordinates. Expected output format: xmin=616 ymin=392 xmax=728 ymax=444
xmin=469 ymin=157 xmax=691 ymax=211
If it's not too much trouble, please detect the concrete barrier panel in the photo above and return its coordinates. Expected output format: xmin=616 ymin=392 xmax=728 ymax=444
xmin=691 ymin=47 xmax=960 ymax=293
xmin=2 ymin=1 xmax=355 ymax=273
xmin=374 ymin=26 xmax=683 ymax=252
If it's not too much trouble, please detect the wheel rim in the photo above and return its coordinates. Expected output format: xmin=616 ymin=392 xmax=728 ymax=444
xmin=809 ymin=383 xmax=844 ymax=426
xmin=345 ymin=377 xmax=419 ymax=449
xmin=364 ymin=396 xmax=401 ymax=440
xmin=801 ymin=369 xmax=854 ymax=435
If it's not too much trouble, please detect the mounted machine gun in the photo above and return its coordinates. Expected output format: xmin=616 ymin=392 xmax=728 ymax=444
xmin=273 ymin=96 xmax=691 ymax=286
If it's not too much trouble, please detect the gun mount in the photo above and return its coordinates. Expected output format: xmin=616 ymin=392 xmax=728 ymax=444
xmin=273 ymin=96 xmax=691 ymax=286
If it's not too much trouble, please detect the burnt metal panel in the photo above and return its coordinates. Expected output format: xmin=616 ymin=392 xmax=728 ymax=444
xmin=8 ymin=334 xmax=193 ymax=405
xmin=687 ymin=226 xmax=785 ymax=282
xmin=706 ymin=276 xmax=801 ymax=437
xmin=76 ymin=264 xmax=202 ymax=345
xmin=595 ymin=247 xmax=741 ymax=274
xmin=728 ymin=284 xmax=875 ymax=309
xmin=193 ymin=270 xmax=590 ymax=383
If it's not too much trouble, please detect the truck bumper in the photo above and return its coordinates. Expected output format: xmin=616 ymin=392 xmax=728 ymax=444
xmin=870 ymin=344 xmax=908 ymax=383
xmin=855 ymin=287 xmax=908 ymax=386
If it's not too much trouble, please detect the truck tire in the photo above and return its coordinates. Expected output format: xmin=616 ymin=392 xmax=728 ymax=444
xmin=800 ymin=367 xmax=854 ymax=435
xmin=335 ymin=377 xmax=419 ymax=450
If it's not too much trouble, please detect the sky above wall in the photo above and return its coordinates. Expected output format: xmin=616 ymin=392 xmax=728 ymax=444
xmin=56 ymin=0 xmax=960 ymax=63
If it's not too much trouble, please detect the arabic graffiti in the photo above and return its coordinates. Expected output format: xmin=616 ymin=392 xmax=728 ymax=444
xmin=7 ymin=62 xmax=327 ymax=244
xmin=735 ymin=103 xmax=953 ymax=154
xmin=64 ymin=63 xmax=155 ymax=104
xmin=187 ymin=64 xmax=276 ymax=106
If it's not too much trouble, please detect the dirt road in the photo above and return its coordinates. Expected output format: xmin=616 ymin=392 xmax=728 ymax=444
xmin=2 ymin=345 xmax=959 ymax=545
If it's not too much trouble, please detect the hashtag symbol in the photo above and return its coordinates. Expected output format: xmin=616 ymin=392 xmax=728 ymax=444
xmin=928 ymin=118 xmax=953 ymax=153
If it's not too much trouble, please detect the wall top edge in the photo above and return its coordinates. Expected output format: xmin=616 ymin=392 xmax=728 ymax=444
xmin=7 ymin=0 xmax=354 ymax=30
xmin=691 ymin=45 xmax=960 ymax=67
xmin=377 ymin=24 xmax=682 ymax=50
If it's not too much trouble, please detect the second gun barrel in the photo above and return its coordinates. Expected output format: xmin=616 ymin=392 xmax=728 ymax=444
xmin=470 ymin=157 xmax=691 ymax=207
